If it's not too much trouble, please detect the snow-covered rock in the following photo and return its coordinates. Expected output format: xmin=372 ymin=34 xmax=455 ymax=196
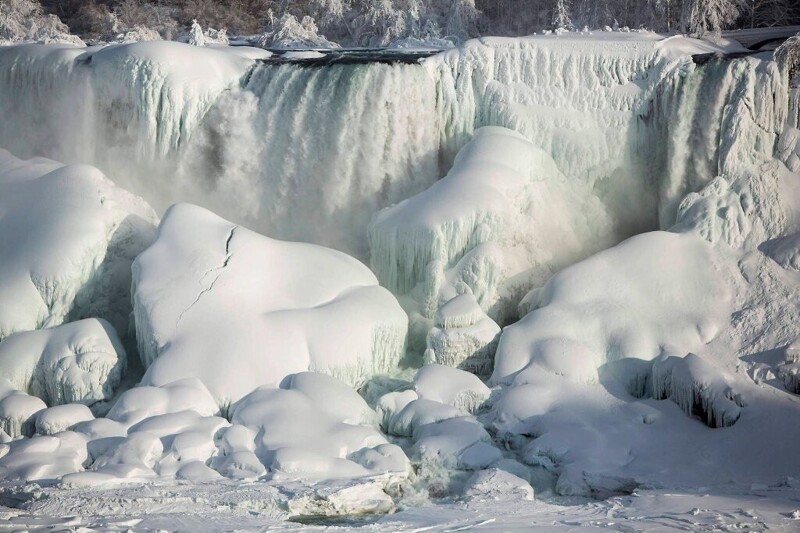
xmin=0 ymin=387 xmax=46 ymax=438
xmin=0 ymin=431 xmax=87 ymax=481
xmin=424 ymin=292 xmax=500 ymax=374
xmin=106 ymin=378 xmax=219 ymax=428
xmin=0 ymin=150 xmax=157 ymax=339
xmin=35 ymin=404 xmax=94 ymax=435
xmin=491 ymin=231 xmax=739 ymax=385
xmin=132 ymin=203 xmax=408 ymax=406
xmin=651 ymin=354 xmax=745 ymax=428
xmin=413 ymin=364 xmax=491 ymax=413
xmin=0 ymin=319 xmax=126 ymax=407
xmin=230 ymin=379 xmax=409 ymax=481
xmin=462 ymin=468 xmax=534 ymax=501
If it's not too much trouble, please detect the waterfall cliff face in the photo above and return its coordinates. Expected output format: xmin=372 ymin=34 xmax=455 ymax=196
xmin=0 ymin=37 xmax=791 ymax=262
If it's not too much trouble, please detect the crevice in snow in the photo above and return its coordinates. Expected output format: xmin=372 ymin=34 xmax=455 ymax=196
xmin=175 ymin=225 xmax=237 ymax=330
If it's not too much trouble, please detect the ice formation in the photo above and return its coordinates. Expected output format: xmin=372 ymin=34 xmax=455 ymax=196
xmin=369 ymin=126 xmax=615 ymax=325
xmin=0 ymin=319 xmax=126 ymax=407
xmin=0 ymin=149 xmax=157 ymax=339
xmin=651 ymin=353 xmax=745 ymax=428
xmin=132 ymin=203 xmax=408 ymax=406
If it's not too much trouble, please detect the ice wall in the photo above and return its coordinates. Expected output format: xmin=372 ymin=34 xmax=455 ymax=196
xmin=0 ymin=36 xmax=792 ymax=263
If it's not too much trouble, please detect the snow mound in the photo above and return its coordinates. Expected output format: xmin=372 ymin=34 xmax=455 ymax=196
xmin=0 ymin=319 xmax=126 ymax=407
xmin=413 ymin=364 xmax=491 ymax=413
xmin=492 ymin=231 xmax=738 ymax=384
xmin=0 ymin=150 xmax=157 ymax=339
xmin=230 ymin=377 xmax=410 ymax=481
xmin=35 ymin=404 xmax=94 ymax=435
xmin=132 ymin=203 xmax=408 ymax=406
xmin=106 ymin=378 xmax=219 ymax=428
xmin=0 ymin=385 xmax=46 ymax=438
xmin=425 ymin=292 xmax=500 ymax=375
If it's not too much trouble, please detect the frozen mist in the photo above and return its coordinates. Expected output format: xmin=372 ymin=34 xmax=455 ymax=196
xmin=0 ymin=23 xmax=799 ymax=531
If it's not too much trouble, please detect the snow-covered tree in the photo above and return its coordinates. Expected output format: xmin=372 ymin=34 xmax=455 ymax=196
xmin=552 ymin=0 xmax=574 ymax=30
xmin=0 ymin=0 xmax=83 ymax=45
xmin=681 ymin=0 xmax=738 ymax=35
xmin=445 ymin=0 xmax=479 ymax=41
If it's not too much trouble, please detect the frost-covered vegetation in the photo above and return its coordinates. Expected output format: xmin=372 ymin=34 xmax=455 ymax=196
xmin=2 ymin=0 xmax=794 ymax=49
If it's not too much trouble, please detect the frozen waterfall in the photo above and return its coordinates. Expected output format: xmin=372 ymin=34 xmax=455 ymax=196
xmin=0 ymin=37 xmax=791 ymax=262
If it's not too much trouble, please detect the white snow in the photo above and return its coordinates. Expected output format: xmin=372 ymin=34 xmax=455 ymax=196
xmin=0 ymin=30 xmax=800 ymax=530
xmin=132 ymin=203 xmax=408 ymax=406
xmin=0 ymin=319 xmax=126 ymax=407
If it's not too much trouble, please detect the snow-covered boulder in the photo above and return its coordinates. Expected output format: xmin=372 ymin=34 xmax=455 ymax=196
xmin=106 ymin=378 xmax=219 ymax=428
xmin=369 ymin=127 xmax=614 ymax=324
xmin=424 ymin=292 xmax=500 ymax=374
xmin=492 ymin=231 xmax=738 ymax=384
xmin=762 ymin=232 xmax=800 ymax=271
xmin=413 ymin=364 xmax=491 ymax=413
xmin=651 ymin=353 xmax=745 ymax=428
xmin=0 ymin=150 xmax=157 ymax=339
xmin=0 ymin=431 xmax=87 ymax=481
xmin=0 ymin=319 xmax=126 ymax=407
xmin=35 ymin=404 xmax=94 ymax=435
xmin=0 ymin=387 xmax=46 ymax=438
xmin=230 ymin=378 xmax=409 ymax=481
xmin=132 ymin=203 xmax=408 ymax=406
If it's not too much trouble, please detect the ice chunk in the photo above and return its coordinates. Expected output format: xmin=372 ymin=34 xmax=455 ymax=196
xmin=0 ymin=319 xmax=126 ymax=407
xmin=133 ymin=203 xmax=408 ymax=406
xmin=0 ymin=431 xmax=87 ymax=481
xmin=462 ymin=468 xmax=534 ymax=501
xmin=0 ymin=150 xmax=157 ymax=339
xmin=35 ymin=404 xmax=94 ymax=435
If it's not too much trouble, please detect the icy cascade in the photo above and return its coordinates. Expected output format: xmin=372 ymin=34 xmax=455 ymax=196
xmin=0 ymin=37 xmax=792 ymax=262
xmin=654 ymin=52 xmax=788 ymax=226
xmin=184 ymin=60 xmax=442 ymax=256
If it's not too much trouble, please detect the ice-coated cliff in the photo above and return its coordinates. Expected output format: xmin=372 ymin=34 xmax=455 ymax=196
xmin=132 ymin=203 xmax=408 ymax=407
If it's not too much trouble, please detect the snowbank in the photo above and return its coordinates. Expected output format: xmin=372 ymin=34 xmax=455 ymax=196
xmin=0 ymin=319 xmax=126 ymax=407
xmin=0 ymin=149 xmax=157 ymax=339
xmin=132 ymin=203 xmax=408 ymax=406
